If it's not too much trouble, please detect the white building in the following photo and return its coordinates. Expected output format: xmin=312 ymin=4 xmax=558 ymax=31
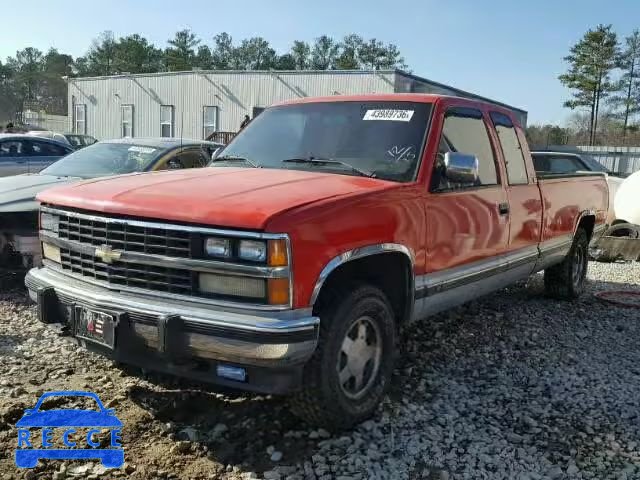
xmin=66 ymin=69 xmax=527 ymax=141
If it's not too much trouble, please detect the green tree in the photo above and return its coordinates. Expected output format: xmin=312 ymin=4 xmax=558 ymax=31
xmin=41 ymin=48 xmax=74 ymax=114
xmin=113 ymin=34 xmax=164 ymax=74
xmin=165 ymin=29 xmax=200 ymax=71
xmin=358 ymin=38 xmax=407 ymax=70
xmin=234 ymin=37 xmax=277 ymax=69
xmin=274 ymin=53 xmax=296 ymax=70
xmin=559 ymin=24 xmax=619 ymax=145
xmin=525 ymin=124 xmax=569 ymax=148
xmin=335 ymin=34 xmax=363 ymax=69
xmin=290 ymin=40 xmax=311 ymax=70
xmin=195 ymin=45 xmax=214 ymax=69
xmin=6 ymin=47 xmax=44 ymax=102
xmin=211 ymin=32 xmax=235 ymax=69
xmin=76 ymin=31 xmax=118 ymax=76
xmin=311 ymin=35 xmax=339 ymax=70
xmin=610 ymin=29 xmax=640 ymax=134
xmin=0 ymin=60 xmax=19 ymax=121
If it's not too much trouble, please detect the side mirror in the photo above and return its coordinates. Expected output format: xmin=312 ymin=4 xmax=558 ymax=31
xmin=444 ymin=152 xmax=479 ymax=184
xmin=167 ymin=158 xmax=184 ymax=170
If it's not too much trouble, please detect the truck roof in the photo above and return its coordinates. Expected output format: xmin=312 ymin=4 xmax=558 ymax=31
xmin=273 ymin=93 xmax=520 ymax=124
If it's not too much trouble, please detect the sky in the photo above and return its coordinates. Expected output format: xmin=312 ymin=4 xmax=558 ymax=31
xmin=2 ymin=0 xmax=639 ymax=125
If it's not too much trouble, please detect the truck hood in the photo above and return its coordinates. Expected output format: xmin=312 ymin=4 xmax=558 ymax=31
xmin=0 ymin=174 xmax=79 ymax=213
xmin=37 ymin=167 xmax=393 ymax=230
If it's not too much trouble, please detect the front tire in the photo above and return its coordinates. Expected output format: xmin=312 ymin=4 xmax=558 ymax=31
xmin=290 ymin=284 xmax=397 ymax=430
xmin=544 ymin=227 xmax=589 ymax=299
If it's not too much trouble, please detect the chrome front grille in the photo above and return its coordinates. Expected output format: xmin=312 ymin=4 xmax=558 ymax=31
xmin=40 ymin=206 xmax=292 ymax=310
xmin=60 ymin=249 xmax=195 ymax=295
xmin=57 ymin=211 xmax=192 ymax=258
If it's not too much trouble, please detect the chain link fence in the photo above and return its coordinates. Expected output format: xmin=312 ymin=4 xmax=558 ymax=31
xmin=21 ymin=111 xmax=69 ymax=133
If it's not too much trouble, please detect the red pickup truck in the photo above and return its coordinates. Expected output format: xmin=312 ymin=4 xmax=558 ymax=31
xmin=26 ymin=94 xmax=608 ymax=428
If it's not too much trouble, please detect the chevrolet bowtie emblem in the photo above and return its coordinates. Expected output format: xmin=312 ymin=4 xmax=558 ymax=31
xmin=95 ymin=245 xmax=121 ymax=264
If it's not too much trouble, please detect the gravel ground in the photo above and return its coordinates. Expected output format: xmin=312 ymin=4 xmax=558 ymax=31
xmin=1 ymin=261 xmax=640 ymax=480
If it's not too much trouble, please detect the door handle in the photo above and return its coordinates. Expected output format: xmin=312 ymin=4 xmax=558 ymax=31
xmin=498 ymin=202 xmax=510 ymax=215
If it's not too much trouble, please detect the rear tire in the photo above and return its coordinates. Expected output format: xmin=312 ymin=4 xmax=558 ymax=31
xmin=289 ymin=283 xmax=397 ymax=430
xmin=544 ymin=227 xmax=589 ymax=299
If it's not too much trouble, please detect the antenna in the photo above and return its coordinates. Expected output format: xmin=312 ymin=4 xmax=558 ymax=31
xmin=180 ymin=84 xmax=184 ymax=150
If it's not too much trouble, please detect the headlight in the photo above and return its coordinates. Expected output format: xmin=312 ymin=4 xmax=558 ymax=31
xmin=40 ymin=212 xmax=59 ymax=233
xmin=238 ymin=240 xmax=267 ymax=262
xmin=205 ymin=237 xmax=231 ymax=258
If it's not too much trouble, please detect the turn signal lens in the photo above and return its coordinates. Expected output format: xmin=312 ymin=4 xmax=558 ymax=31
xmin=268 ymin=278 xmax=290 ymax=305
xmin=268 ymin=239 xmax=288 ymax=266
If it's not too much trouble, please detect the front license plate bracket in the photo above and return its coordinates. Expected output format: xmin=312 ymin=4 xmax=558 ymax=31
xmin=74 ymin=306 xmax=120 ymax=349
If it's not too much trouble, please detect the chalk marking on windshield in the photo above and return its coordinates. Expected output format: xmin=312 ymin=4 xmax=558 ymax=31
xmin=387 ymin=145 xmax=416 ymax=162
xmin=363 ymin=109 xmax=414 ymax=122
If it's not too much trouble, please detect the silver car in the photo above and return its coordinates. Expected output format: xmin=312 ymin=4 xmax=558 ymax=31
xmin=0 ymin=134 xmax=73 ymax=176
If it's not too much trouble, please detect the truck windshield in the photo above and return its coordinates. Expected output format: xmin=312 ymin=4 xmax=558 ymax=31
xmin=214 ymin=101 xmax=432 ymax=182
xmin=41 ymin=142 xmax=163 ymax=178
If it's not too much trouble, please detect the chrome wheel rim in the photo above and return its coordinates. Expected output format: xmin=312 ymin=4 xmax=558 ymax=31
xmin=573 ymin=244 xmax=586 ymax=287
xmin=337 ymin=316 xmax=382 ymax=400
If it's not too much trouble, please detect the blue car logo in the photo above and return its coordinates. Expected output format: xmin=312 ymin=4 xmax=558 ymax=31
xmin=15 ymin=391 xmax=124 ymax=468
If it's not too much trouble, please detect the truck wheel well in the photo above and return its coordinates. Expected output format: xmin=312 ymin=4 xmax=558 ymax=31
xmin=578 ymin=215 xmax=595 ymax=240
xmin=312 ymin=253 xmax=412 ymax=328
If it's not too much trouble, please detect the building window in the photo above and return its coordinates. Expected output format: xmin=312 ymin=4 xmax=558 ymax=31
xmin=74 ymin=104 xmax=86 ymax=134
xmin=161 ymin=105 xmax=174 ymax=138
xmin=203 ymin=106 xmax=218 ymax=139
xmin=121 ymin=105 xmax=133 ymax=138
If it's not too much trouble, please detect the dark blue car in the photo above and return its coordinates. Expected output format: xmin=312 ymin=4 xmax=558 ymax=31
xmin=15 ymin=391 xmax=123 ymax=468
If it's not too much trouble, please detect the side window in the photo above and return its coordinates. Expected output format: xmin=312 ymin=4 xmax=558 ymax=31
xmin=67 ymin=135 xmax=82 ymax=147
xmin=161 ymin=105 xmax=174 ymax=138
xmin=203 ymin=106 xmax=218 ymax=139
xmin=547 ymin=156 xmax=585 ymax=173
xmin=0 ymin=140 xmax=25 ymax=157
xmin=30 ymin=141 xmax=69 ymax=157
xmin=430 ymin=108 xmax=498 ymax=192
xmin=156 ymin=149 xmax=207 ymax=170
xmin=490 ymin=112 xmax=528 ymax=185
xmin=176 ymin=149 xmax=207 ymax=169
xmin=74 ymin=104 xmax=86 ymax=134
xmin=122 ymin=105 xmax=134 ymax=138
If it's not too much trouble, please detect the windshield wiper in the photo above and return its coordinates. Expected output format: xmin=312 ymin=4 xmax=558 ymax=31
xmin=282 ymin=157 xmax=375 ymax=178
xmin=211 ymin=155 xmax=260 ymax=168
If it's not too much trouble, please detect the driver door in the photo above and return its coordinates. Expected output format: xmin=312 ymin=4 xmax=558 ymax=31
xmin=416 ymin=104 xmax=510 ymax=318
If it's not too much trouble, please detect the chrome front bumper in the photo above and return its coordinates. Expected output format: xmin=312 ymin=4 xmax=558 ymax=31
xmin=25 ymin=267 xmax=319 ymax=368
